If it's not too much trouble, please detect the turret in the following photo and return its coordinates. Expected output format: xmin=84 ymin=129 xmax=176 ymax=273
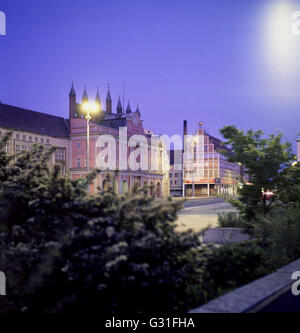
xmin=126 ymin=101 xmax=132 ymax=114
xmin=69 ymin=82 xmax=76 ymax=119
xmin=106 ymin=86 xmax=112 ymax=113
xmin=117 ymin=96 xmax=122 ymax=115
xmin=82 ymin=85 xmax=88 ymax=103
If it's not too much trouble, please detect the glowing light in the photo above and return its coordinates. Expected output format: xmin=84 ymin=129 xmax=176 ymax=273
xmin=263 ymin=0 xmax=299 ymax=76
xmin=82 ymin=102 xmax=100 ymax=114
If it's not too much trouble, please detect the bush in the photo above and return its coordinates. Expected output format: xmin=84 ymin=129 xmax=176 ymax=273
xmin=217 ymin=212 xmax=246 ymax=228
xmin=195 ymin=241 xmax=280 ymax=304
xmin=0 ymin=134 xmax=203 ymax=313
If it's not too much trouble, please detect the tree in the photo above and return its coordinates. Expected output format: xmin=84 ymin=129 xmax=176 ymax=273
xmin=0 ymin=133 xmax=202 ymax=313
xmin=219 ymin=126 xmax=295 ymax=218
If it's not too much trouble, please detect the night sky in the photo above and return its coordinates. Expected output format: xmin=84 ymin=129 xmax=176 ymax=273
xmin=1 ymin=0 xmax=300 ymax=151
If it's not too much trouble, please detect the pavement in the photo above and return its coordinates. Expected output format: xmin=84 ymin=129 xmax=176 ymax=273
xmin=174 ymin=197 xmax=237 ymax=232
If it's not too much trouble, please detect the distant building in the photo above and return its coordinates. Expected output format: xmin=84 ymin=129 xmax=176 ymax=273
xmin=169 ymin=120 xmax=246 ymax=197
xmin=0 ymin=103 xmax=69 ymax=173
xmin=169 ymin=149 xmax=183 ymax=196
xmin=297 ymin=136 xmax=300 ymax=161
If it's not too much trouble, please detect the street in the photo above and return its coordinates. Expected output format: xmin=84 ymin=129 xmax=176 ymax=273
xmin=174 ymin=197 xmax=237 ymax=232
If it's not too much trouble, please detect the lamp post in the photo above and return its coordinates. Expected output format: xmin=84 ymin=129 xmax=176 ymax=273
xmin=82 ymin=102 xmax=101 ymax=172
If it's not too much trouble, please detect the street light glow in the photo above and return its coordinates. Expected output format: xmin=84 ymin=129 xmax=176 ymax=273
xmin=82 ymin=102 xmax=100 ymax=114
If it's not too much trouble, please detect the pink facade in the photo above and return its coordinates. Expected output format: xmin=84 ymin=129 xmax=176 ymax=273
xmin=69 ymin=85 xmax=169 ymax=196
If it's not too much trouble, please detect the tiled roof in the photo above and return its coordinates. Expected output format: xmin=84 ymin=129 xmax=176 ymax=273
xmin=97 ymin=118 xmax=127 ymax=129
xmin=0 ymin=103 xmax=69 ymax=138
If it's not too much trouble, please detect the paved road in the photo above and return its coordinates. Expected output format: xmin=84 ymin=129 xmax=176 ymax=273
xmin=174 ymin=197 xmax=237 ymax=232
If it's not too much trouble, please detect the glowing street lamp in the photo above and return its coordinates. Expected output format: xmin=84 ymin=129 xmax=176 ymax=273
xmin=81 ymin=101 xmax=101 ymax=171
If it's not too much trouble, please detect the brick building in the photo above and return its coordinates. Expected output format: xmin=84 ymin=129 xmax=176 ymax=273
xmin=68 ymin=84 xmax=169 ymax=196
xmin=0 ymin=103 xmax=69 ymax=173
xmin=0 ymin=84 xmax=169 ymax=197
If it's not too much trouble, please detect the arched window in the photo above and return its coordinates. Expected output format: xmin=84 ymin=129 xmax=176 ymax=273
xmin=156 ymin=182 xmax=161 ymax=198
xmin=102 ymin=179 xmax=109 ymax=191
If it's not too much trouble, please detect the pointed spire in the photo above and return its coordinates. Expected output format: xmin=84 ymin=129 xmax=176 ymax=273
xmin=106 ymin=84 xmax=112 ymax=101
xmin=106 ymin=84 xmax=112 ymax=113
xmin=82 ymin=84 xmax=88 ymax=102
xmin=69 ymin=81 xmax=76 ymax=96
xmin=95 ymin=86 xmax=101 ymax=104
xmin=117 ymin=96 xmax=123 ymax=114
xmin=126 ymin=101 xmax=132 ymax=114
xmin=135 ymin=104 xmax=140 ymax=116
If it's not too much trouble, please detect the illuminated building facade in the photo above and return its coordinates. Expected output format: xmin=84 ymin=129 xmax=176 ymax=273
xmin=68 ymin=84 xmax=170 ymax=196
xmin=182 ymin=121 xmax=244 ymax=197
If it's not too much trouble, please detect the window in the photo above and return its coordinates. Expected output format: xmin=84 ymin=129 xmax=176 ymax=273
xmin=16 ymin=145 xmax=20 ymax=152
xmin=46 ymin=139 xmax=50 ymax=144
xmin=41 ymin=138 xmax=44 ymax=143
xmin=35 ymin=137 xmax=38 ymax=142
xmin=29 ymin=136 xmax=32 ymax=141
xmin=5 ymin=144 xmax=10 ymax=153
xmin=76 ymin=142 xmax=81 ymax=149
xmin=16 ymin=134 xmax=20 ymax=139
xmin=77 ymin=158 xmax=81 ymax=168
xmin=55 ymin=148 xmax=66 ymax=162
xmin=21 ymin=146 xmax=26 ymax=151
xmin=23 ymin=135 xmax=26 ymax=141
xmin=170 ymin=180 xmax=173 ymax=185
xmin=175 ymin=173 xmax=179 ymax=177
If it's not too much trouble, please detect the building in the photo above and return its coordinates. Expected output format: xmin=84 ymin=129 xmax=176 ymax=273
xmin=0 ymin=103 xmax=69 ymax=173
xmin=69 ymin=84 xmax=169 ymax=196
xmin=169 ymin=149 xmax=183 ymax=196
xmin=169 ymin=120 xmax=245 ymax=197
xmin=0 ymin=84 xmax=169 ymax=197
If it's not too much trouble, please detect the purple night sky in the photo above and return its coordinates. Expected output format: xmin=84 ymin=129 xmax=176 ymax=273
xmin=1 ymin=0 xmax=300 ymax=151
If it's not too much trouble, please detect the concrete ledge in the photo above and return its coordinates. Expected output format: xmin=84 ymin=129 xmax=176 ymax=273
xmin=189 ymin=258 xmax=300 ymax=313
xmin=203 ymin=227 xmax=250 ymax=244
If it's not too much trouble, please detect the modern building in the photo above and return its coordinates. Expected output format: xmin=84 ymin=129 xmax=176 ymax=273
xmin=0 ymin=84 xmax=170 ymax=197
xmin=169 ymin=149 xmax=183 ymax=196
xmin=169 ymin=120 xmax=245 ymax=197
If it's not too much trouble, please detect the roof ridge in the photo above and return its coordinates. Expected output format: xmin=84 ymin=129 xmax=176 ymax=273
xmin=0 ymin=103 xmax=66 ymax=120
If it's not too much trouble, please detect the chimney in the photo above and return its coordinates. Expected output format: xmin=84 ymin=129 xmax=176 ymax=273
xmin=183 ymin=120 xmax=187 ymax=154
